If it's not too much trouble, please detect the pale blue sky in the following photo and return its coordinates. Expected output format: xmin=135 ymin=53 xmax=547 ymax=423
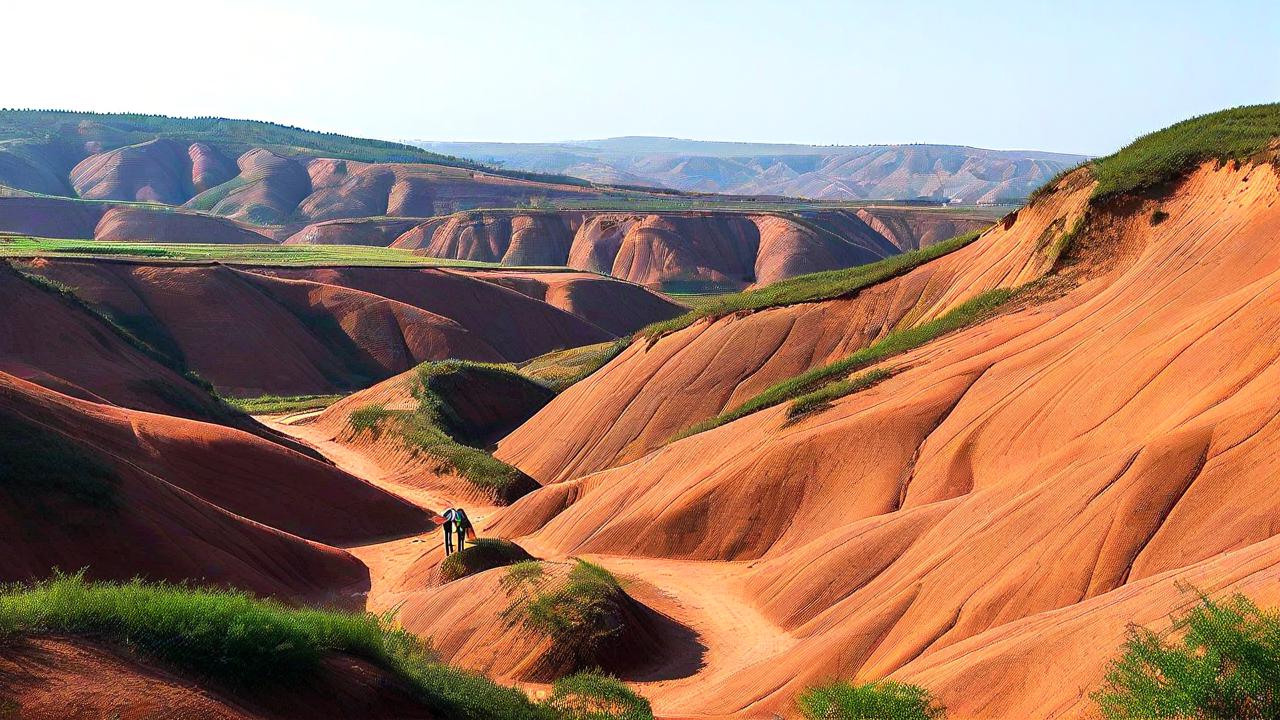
xmin=9 ymin=0 xmax=1277 ymax=154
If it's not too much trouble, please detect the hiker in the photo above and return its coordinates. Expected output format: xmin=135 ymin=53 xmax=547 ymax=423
xmin=453 ymin=507 xmax=474 ymax=553
xmin=439 ymin=507 xmax=458 ymax=554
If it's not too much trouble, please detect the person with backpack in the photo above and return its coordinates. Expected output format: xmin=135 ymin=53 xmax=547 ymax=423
xmin=452 ymin=507 xmax=474 ymax=553
xmin=440 ymin=508 xmax=458 ymax=555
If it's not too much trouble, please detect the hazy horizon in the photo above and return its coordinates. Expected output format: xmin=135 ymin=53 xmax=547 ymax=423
xmin=8 ymin=0 xmax=1278 ymax=156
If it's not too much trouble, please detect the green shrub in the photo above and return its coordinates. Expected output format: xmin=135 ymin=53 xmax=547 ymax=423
xmin=345 ymin=364 xmax=536 ymax=497
xmin=0 ymin=573 xmax=552 ymax=719
xmin=1089 ymin=103 xmax=1280 ymax=201
xmin=547 ymin=671 xmax=654 ymax=720
xmin=348 ymin=404 xmax=394 ymax=436
xmin=1092 ymin=592 xmax=1280 ymax=719
xmin=504 ymin=560 xmax=625 ymax=670
xmin=638 ymin=230 xmax=986 ymax=340
xmin=439 ymin=539 xmax=534 ymax=582
xmin=787 ymin=367 xmax=894 ymax=419
xmin=797 ymin=680 xmax=945 ymax=720
xmin=521 ymin=340 xmax=633 ymax=393
xmin=673 ymin=287 xmax=1015 ymax=440
xmin=1151 ymin=209 xmax=1170 ymax=226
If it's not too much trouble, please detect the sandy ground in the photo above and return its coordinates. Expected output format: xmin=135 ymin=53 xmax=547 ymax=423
xmin=262 ymin=414 xmax=789 ymax=719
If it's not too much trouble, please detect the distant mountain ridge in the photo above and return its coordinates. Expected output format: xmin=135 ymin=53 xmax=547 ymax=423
xmin=414 ymin=136 xmax=1089 ymax=203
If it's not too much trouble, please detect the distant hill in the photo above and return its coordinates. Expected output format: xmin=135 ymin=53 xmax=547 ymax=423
xmin=414 ymin=136 xmax=1089 ymax=203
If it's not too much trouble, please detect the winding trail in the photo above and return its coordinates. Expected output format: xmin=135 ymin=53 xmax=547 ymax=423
xmin=260 ymin=415 xmax=796 ymax=719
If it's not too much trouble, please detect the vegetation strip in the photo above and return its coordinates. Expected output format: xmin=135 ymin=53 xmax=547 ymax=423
xmin=0 ymin=573 xmax=656 ymax=719
xmin=673 ymin=287 xmax=1016 ymax=440
xmin=348 ymin=360 xmax=540 ymax=494
xmin=639 ymin=229 xmax=984 ymax=340
xmin=225 ymin=394 xmax=346 ymax=415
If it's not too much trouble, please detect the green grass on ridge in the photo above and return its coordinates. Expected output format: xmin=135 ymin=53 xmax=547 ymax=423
xmin=672 ymin=287 xmax=1016 ymax=440
xmin=639 ymin=229 xmax=986 ymax=340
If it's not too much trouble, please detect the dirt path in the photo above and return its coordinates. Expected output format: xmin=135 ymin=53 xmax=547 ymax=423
xmin=261 ymin=416 xmax=794 ymax=719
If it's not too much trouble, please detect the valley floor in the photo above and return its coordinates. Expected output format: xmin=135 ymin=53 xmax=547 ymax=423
xmin=263 ymin=415 xmax=792 ymax=719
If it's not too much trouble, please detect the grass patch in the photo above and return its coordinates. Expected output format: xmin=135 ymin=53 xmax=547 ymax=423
xmin=797 ymin=680 xmax=945 ymax=719
xmin=519 ymin=340 xmax=631 ymax=393
xmin=0 ymin=408 xmax=119 ymax=511
xmin=503 ymin=560 xmax=626 ymax=671
xmin=0 ymin=573 xmax=569 ymax=719
xmin=674 ymin=288 xmax=1015 ymax=440
xmin=1092 ymin=592 xmax=1280 ymax=719
xmin=346 ymin=360 xmax=538 ymax=498
xmin=439 ymin=539 xmax=534 ymax=583
xmin=547 ymin=671 xmax=654 ymax=720
xmin=225 ymin=393 xmax=345 ymax=415
xmin=787 ymin=367 xmax=894 ymax=419
xmin=638 ymin=230 xmax=985 ymax=340
xmin=1089 ymin=103 xmax=1280 ymax=201
xmin=0 ymin=236 xmax=506 ymax=268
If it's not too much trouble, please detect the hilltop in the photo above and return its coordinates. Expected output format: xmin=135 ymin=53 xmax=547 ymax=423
xmin=414 ymin=136 xmax=1088 ymax=203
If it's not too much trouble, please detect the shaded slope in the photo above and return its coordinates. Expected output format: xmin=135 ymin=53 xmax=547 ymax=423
xmin=17 ymin=260 xmax=511 ymax=396
xmin=0 ymin=372 xmax=372 ymax=601
xmin=248 ymin=266 xmax=631 ymax=353
xmin=487 ymin=156 xmax=1280 ymax=716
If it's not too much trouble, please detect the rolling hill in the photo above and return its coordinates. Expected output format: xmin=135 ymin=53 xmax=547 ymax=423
xmin=415 ymin=136 xmax=1089 ymax=203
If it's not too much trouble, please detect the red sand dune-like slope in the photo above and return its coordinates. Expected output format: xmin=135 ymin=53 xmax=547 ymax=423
xmin=282 ymin=217 xmax=421 ymax=246
xmin=1 ymin=637 xmax=439 ymax=720
xmin=0 ymin=260 xmax=243 ymax=421
xmin=18 ymin=260 xmax=515 ymax=396
xmin=465 ymin=269 xmax=687 ymax=337
xmin=0 ymin=372 xmax=392 ymax=602
xmin=482 ymin=159 xmax=1280 ymax=717
xmin=495 ymin=180 xmax=1083 ymax=486
xmin=0 ymin=196 xmax=273 ymax=243
xmin=69 ymin=138 xmax=235 ymax=204
xmin=250 ymin=266 xmax=662 ymax=353
xmin=393 ymin=209 xmax=909 ymax=289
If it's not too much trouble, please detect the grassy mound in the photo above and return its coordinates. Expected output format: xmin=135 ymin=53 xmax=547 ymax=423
xmin=0 ymin=573 xmax=551 ymax=719
xmin=638 ymin=230 xmax=985 ymax=340
xmin=1089 ymin=103 xmax=1280 ymax=201
xmin=673 ymin=287 xmax=1015 ymax=440
xmin=519 ymin=340 xmax=632 ymax=393
xmin=225 ymin=393 xmax=345 ymax=415
xmin=502 ymin=560 xmax=627 ymax=674
xmin=797 ymin=680 xmax=945 ymax=720
xmin=1092 ymin=592 xmax=1280 ymax=719
xmin=439 ymin=539 xmax=534 ymax=583
xmin=547 ymin=671 xmax=654 ymax=720
xmin=348 ymin=360 xmax=545 ymax=501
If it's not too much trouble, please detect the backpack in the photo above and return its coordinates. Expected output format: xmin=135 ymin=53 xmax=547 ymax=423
xmin=454 ymin=509 xmax=471 ymax=529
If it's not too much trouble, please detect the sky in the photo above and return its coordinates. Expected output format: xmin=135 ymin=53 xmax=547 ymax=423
xmin=6 ymin=0 xmax=1277 ymax=155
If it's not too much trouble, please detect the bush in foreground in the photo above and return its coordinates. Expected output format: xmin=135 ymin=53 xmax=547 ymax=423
xmin=503 ymin=560 xmax=626 ymax=673
xmin=797 ymin=680 xmax=945 ymax=720
xmin=1093 ymin=592 xmax=1280 ymax=719
xmin=439 ymin=538 xmax=534 ymax=582
xmin=0 ymin=573 xmax=549 ymax=719
xmin=547 ymin=671 xmax=653 ymax=720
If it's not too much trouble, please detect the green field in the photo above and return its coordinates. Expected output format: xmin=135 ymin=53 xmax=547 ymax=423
xmin=0 ymin=236 xmax=504 ymax=267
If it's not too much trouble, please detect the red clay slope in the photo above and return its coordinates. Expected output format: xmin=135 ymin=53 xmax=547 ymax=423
xmin=463 ymin=269 xmax=687 ymax=337
xmin=494 ymin=184 xmax=1076 ymax=486
xmin=394 ymin=209 xmax=905 ymax=289
xmin=1 ymin=637 xmax=440 ymax=719
xmin=486 ymin=159 xmax=1280 ymax=717
xmin=0 ymin=260 xmax=246 ymax=422
xmin=0 ymin=372 xmax=385 ymax=602
xmin=17 ymin=260 xmax=520 ymax=396
xmin=249 ymin=266 xmax=655 ymax=353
